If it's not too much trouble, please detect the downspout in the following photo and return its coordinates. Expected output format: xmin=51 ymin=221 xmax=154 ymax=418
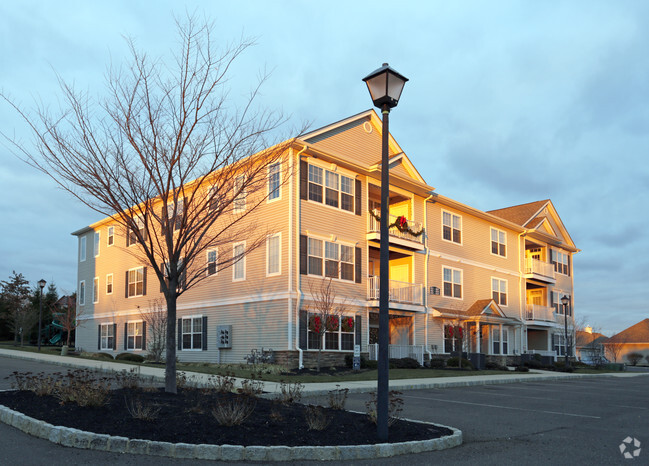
xmin=288 ymin=148 xmax=294 ymax=350
xmin=424 ymin=194 xmax=434 ymax=363
xmin=294 ymin=145 xmax=308 ymax=369
xmin=518 ymin=230 xmax=527 ymax=354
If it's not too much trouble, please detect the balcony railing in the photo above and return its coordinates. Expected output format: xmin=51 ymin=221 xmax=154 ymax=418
xmin=368 ymin=276 xmax=423 ymax=306
xmin=368 ymin=343 xmax=425 ymax=366
xmin=368 ymin=212 xmax=424 ymax=245
xmin=525 ymin=258 xmax=555 ymax=280
xmin=525 ymin=304 xmax=556 ymax=322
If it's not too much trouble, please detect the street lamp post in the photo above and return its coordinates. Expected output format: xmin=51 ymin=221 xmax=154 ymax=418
xmin=561 ymin=295 xmax=570 ymax=367
xmin=363 ymin=63 xmax=408 ymax=442
xmin=37 ymin=279 xmax=46 ymax=351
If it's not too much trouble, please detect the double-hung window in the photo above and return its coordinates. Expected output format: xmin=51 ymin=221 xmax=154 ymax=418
xmin=127 ymin=321 xmax=144 ymax=350
xmin=127 ymin=217 xmax=145 ymax=247
xmin=492 ymin=278 xmax=507 ymax=306
xmin=166 ymin=199 xmax=183 ymax=232
xmin=100 ymin=323 xmax=114 ymax=350
xmin=182 ymin=316 xmax=203 ymax=350
xmin=308 ymin=238 xmax=354 ymax=281
xmin=553 ymin=333 xmax=566 ymax=356
xmin=206 ymin=249 xmax=218 ymax=276
xmin=233 ymin=242 xmax=245 ymax=281
xmin=94 ymin=232 xmax=100 ymax=257
xmin=268 ymin=162 xmax=280 ymax=201
xmin=233 ymin=175 xmax=246 ymax=213
xmin=79 ymin=236 xmax=86 ymax=262
xmin=443 ymin=267 xmax=462 ymax=298
xmin=307 ymin=314 xmax=355 ymax=351
xmin=127 ymin=267 xmax=144 ymax=297
xmin=492 ymin=328 xmax=501 ymax=354
xmin=491 ymin=228 xmax=506 ymax=256
xmin=93 ymin=277 xmax=99 ymax=304
xmin=79 ymin=280 xmax=85 ymax=306
xmin=442 ymin=211 xmax=462 ymax=244
xmin=552 ymin=250 xmax=570 ymax=275
xmin=308 ymin=164 xmax=354 ymax=213
xmin=502 ymin=329 xmax=509 ymax=354
xmin=106 ymin=274 xmax=113 ymax=295
xmin=107 ymin=226 xmax=114 ymax=247
xmin=267 ymin=234 xmax=280 ymax=276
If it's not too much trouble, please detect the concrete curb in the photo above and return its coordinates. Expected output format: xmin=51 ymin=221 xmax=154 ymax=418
xmin=0 ymin=402 xmax=461 ymax=460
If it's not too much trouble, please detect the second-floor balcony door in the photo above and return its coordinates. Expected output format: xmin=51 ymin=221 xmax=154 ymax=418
xmin=528 ymin=289 xmax=543 ymax=306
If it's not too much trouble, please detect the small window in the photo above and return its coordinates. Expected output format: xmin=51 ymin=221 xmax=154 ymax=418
xmin=307 ymin=164 xmax=354 ymax=212
xmin=492 ymin=328 xmax=501 ymax=354
xmin=182 ymin=316 xmax=203 ymax=350
xmin=166 ymin=199 xmax=184 ymax=232
xmin=208 ymin=185 xmax=220 ymax=212
xmin=127 ymin=217 xmax=145 ymax=247
xmin=233 ymin=243 xmax=245 ymax=281
xmin=442 ymin=211 xmax=462 ymax=244
xmin=268 ymin=162 xmax=281 ymax=201
xmin=206 ymin=249 xmax=218 ymax=276
xmin=107 ymin=226 xmax=114 ymax=247
xmin=492 ymin=278 xmax=507 ymax=306
xmin=79 ymin=280 xmax=86 ymax=306
xmin=100 ymin=323 xmax=114 ymax=350
xmin=307 ymin=314 xmax=356 ymax=351
xmin=233 ymin=176 xmax=246 ymax=213
xmin=491 ymin=228 xmax=506 ymax=257
xmin=267 ymin=234 xmax=280 ymax=276
xmin=127 ymin=321 xmax=144 ymax=350
xmin=308 ymin=238 xmax=323 ymax=276
xmin=79 ymin=236 xmax=86 ymax=262
xmin=106 ymin=274 xmax=113 ymax=295
xmin=93 ymin=277 xmax=99 ymax=304
xmin=308 ymin=165 xmax=323 ymax=203
xmin=443 ymin=267 xmax=462 ymax=298
xmin=127 ymin=267 xmax=144 ymax=297
xmin=94 ymin=232 xmax=100 ymax=257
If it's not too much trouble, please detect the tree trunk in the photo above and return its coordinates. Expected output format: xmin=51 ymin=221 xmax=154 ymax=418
xmin=164 ymin=286 xmax=178 ymax=394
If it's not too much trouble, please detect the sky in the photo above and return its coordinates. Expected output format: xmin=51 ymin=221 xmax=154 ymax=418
xmin=1 ymin=1 xmax=647 ymax=336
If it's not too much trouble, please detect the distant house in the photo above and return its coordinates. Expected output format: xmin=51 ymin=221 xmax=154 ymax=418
xmin=575 ymin=327 xmax=608 ymax=364
xmin=603 ymin=319 xmax=649 ymax=365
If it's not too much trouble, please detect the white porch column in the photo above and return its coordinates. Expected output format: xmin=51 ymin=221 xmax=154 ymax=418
xmin=477 ymin=322 xmax=481 ymax=354
xmin=499 ymin=324 xmax=503 ymax=355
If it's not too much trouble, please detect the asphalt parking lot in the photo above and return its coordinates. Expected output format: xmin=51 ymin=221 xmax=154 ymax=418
xmin=0 ymin=355 xmax=647 ymax=465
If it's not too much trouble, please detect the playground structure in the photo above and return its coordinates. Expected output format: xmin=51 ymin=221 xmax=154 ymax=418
xmin=40 ymin=317 xmax=72 ymax=347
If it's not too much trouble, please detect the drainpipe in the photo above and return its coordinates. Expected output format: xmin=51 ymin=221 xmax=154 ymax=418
xmin=423 ymin=194 xmax=434 ymax=363
xmin=288 ymin=148 xmax=294 ymax=350
xmin=518 ymin=230 xmax=527 ymax=354
xmin=294 ymin=145 xmax=308 ymax=369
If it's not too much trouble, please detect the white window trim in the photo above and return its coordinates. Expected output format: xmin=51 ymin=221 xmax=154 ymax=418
xmin=441 ymin=210 xmax=462 ymax=245
xmin=306 ymin=161 xmax=356 ymax=214
xmin=126 ymin=320 xmax=144 ymax=351
xmin=181 ymin=315 xmax=204 ymax=351
xmin=94 ymin=232 xmax=100 ymax=258
xmin=442 ymin=265 xmax=463 ymax=300
xmin=127 ymin=266 xmax=145 ymax=298
xmin=306 ymin=313 xmax=356 ymax=352
xmin=78 ymin=280 xmax=86 ymax=306
xmin=232 ymin=242 xmax=246 ymax=282
xmin=99 ymin=322 xmax=114 ymax=351
xmin=266 ymin=233 xmax=281 ymax=277
xmin=79 ymin=236 xmax=86 ymax=262
xmin=128 ymin=216 xmax=145 ymax=248
xmin=490 ymin=227 xmax=507 ymax=258
xmin=306 ymin=235 xmax=356 ymax=282
xmin=107 ymin=226 xmax=114 ymax=247
xmin=106 ymin=273 xmax=113 ymax=295
xmin=491 ymin=277 xmax=508 ymax=307
xmin=267 ymin=162 xmax=281 ymax=203
xmin=233 ymin=175 xmax=246 ymax=213
xmin=206 ymin=248 xmax=218 ymax=277
xmin=167 ymin=198 xmax=184 ymax=232
xmin=92 ymin=277 xmax=99 ymax=304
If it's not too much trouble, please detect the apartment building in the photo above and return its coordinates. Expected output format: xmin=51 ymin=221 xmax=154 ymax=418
xmin=73 ymin=110 xmax=578 ymax=368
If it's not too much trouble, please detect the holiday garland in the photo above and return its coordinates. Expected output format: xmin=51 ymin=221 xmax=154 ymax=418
xmin=370 ymin=209 xmax=424 ymax=237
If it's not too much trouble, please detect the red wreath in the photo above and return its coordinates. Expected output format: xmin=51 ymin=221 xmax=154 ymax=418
xmin=309 ymin=315 xmax=322 ymax=333
xmin=456 ymin=326 xmax=464 ymax=339
xmin=446 ymin=325 xmax=463 ymax=339
xmin=326 ymin=315 xmax=339 ymax=331
xmin=395 ymin=215 xmax=409 ymax=232
xmin=341 ymin=316 xmax=355 ymax=332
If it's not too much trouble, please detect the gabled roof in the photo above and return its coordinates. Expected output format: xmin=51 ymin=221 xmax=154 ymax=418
xmin=487 ymin=200 xmax=550 ymax=227
xmin=606 ymin=319 xmax=649 ymax=344
xmin=576 ymin=330 xmax=608 ymax=347
xmin=434 ymin=299 xmax=519 ymax=322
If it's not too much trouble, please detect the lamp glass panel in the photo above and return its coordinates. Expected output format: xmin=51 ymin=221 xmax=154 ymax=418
xmin=366 ymin=73 xmax=387 ymax=101
xmin=386 ymin=72 xmax=406 ymax=101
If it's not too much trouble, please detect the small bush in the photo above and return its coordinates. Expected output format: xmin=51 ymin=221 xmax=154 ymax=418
xmin=389 ymin=357 xmax=421 ymax=369
xmin=211 ymin=396 xmax=256 ymax=426
xmin=515 ymin=366 xmax=529 ymax=372
xmin=328 ymin=385 xmax=349 ymax=410
xmin=523 ymin=360 xmax=544 ymax=369
xmin=81 ymin=351 xmax=114 ymax=360
xmin=115 ymin=367 xmax=140 ymax=389
xmin=446 ymin=357 xmax=474 ymax=370
xmin=365 ymin=359 xmax=378 ymax=369
xmin=277 ymin=381 xmax=304 ymax=404
xmin=205 ymin=373 xmax=236 ymax=393
xmin=116 ymin=353 xmax=145 ymax=363
xmin=345 ymin=354 xmax=374 ymax=369
xmin=125 ymin=395 xmax=160 ymax=421
xmin=485 ymin=361 xmax=508 ymax=371
xmin=429 ymin=358 xmax=445 ymax=369
xmin=304 ymin=405 xmax=332 ymax=431
xmin=55 ymin=369 xmax=111 ymax=407
xmin=365 ymin=390 xmax=404 ymax=426
xmin=239 ymin=372 xmax=264 ymax=397
xmin=626 ymin=352 xmax=643 ymax=366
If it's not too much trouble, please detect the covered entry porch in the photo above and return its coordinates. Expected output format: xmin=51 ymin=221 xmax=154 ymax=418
xmin=367 ymin=310 xmax=426 ymax=365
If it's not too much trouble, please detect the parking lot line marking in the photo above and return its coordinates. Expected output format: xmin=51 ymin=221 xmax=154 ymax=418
xmin=612 ymin=404 xmax=648 ymax=410
xmin=403 ymin=395 xmax=601 ymax=419
xmin=458 ymin=389 xmax=553 ymax=401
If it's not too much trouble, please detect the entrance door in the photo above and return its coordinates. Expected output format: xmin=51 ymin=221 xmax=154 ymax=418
xmin=389 ymin=317 xmax=411 ymax=345
xmin=391 ymin=264 xmax=410 ymax=283
xmin=528 ymin=289 xmax=543 ymax=305
xmin=389 ymin=202 xmax=409 ymax=220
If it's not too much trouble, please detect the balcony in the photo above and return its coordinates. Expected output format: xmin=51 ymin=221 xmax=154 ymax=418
xmin=368 ymin=276 xmax=424 ymax=307
xmin=525 ymin=304 xmax=557 ymax=323
xmin=367 ymin=212 xmax=425 ymax=250
xmin=524 ymin=258 xmax=556 ymax=284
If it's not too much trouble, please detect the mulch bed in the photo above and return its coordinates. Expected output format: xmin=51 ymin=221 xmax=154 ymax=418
xmin=0 ymin=388 xmax=452 ymax=446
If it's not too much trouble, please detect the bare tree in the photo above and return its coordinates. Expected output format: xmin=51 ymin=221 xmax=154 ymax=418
xmin=52 ymin=294 xmax=81 ymax=348
xmin=139 ymin=299 xmax=167 ymax=363
xmin=2 ymin=17 xmax=304 ymax=393
xmin=605 ymin=335 xmax=626 ymax=363
xmin=307 ymin=277 xmax=350 ymax=372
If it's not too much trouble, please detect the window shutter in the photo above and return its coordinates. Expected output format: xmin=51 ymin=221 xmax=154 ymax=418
xmin=97 ymin=325 xmax=101 ymax=350
xmin=124 ymin=323 xmax=128 ymax=350
xmin=177 ymin=319 xmax=182 ymax=351
xmin=299 ymin=310 xmax=307 ymax=349
xmin=567 ymin=254 xmax=571 ymax=276
xmin=142 ymin=267 xmax=147 ymax=296
xmin=142 ymin=321 xmax=147 ymax=350
xmin=112 ymin=323 xmax=117 ymax=350
xmin=355 ymin=315 xmax=362 ymax=351
xmin=300 ymin=235 xmax=308 ymax=275
xmin=355 ymin=247 xmax=362 ymax=283
xmin=202 ymin=316 xmax=208 ymax=351
xmin=300 ymin=160 xmax=308 ymax=200
xmin=126 ymin=227 xmax=131 ymax=247
xmin=355 ymin=179 xmax=362 ymax=216
xmin=125 ymin=271 xmax=129 ymax=298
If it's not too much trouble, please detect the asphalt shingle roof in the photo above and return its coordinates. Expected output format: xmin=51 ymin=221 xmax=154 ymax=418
xmin=487 ymin=200 xmax=549 ymax=227
xmin=606 ymin=319 xmax=649 ymax=344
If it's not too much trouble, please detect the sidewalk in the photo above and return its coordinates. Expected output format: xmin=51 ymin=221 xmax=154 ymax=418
xmin=1 ymin=348 xmax=645 ymax=396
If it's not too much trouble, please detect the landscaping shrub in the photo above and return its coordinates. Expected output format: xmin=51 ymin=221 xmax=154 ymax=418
xmin=304 ymin=405 xmax=332 ymax=431
xmin=328 ymin=385 xmax=349 ymax=410
xmin=205 ymin=373 xmax=236 ymax=393
xmin=485 ymin=361 xmax=508 ymax=371
xmin=365 ymin=390 xmax=404 ymax=426
xmin=515 ymin=365 xmax=529 ymax=372
xmin=115 ymin=367 xmax=140 ymax=389
xmin=428 ymin=357 xmax=445 ymax=369
xmin=211 ymin=396 xmax=256 ymax=426
xmin=125 ymin=395 xmax=160 ymax=421
xmin=54 ymin=369 xmax=111 ymax=407
xmin=116 ymin=352 xmax=145 ymax=363
xmin=523 ymin=359 xmax=544 ymax=370
xmin=277 ymin=381 xmax=304 ymax=404
xmin=626 ymin=352 xmax=643 ymax=366
xmin=446 ymin=357 xmax=474 ymax=370
xmin=344 ymin=354 xmax=375 ymax=369
xmin=389 ymin=357 xmax=421 ymax=369
xmin=81 ymin=351 xmax=114 ymax=360
xmin=239 ymin=372 xmax=264 ymax=397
